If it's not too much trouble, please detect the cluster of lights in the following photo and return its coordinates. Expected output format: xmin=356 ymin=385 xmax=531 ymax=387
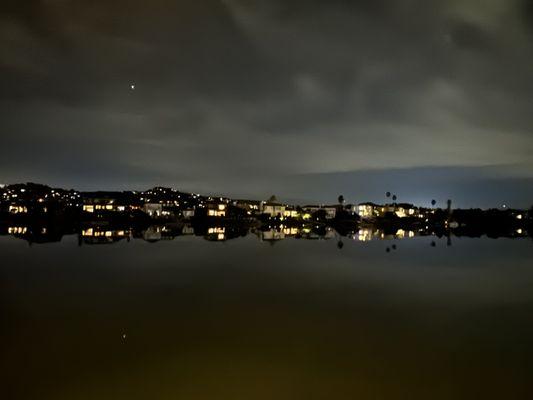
xmin=8 ymin=226 xmax=27 ymax=235
xmin=207 ymin=227 xmax=225 ymax=241
xmin=82 ymin=228 xmax=129 ymax=237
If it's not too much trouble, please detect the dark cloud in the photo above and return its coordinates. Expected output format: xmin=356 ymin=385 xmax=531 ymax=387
xmin=0 ymin=0 xmax=532 ymax=206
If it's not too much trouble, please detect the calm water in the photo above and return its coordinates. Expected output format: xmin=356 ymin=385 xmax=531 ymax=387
xmin=1 ymin=233 xmax=533 ymax=399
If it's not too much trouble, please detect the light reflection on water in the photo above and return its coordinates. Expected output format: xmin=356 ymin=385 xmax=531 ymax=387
xmin=1 ymin=234 xmax=533 ymax=399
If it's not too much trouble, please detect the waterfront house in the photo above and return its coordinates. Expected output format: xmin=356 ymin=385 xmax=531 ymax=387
xmin=261 ymin=201 xmax=286 ymax=218
xmin=82 ymin=192 xmax=140 ymax=213
xmin=206 ymin=202 xmax=227 ymax=217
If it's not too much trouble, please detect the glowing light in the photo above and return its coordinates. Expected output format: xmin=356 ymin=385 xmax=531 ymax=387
xmin=8 ymin=205 xmax=27 ymax=214
xmin=8 ymin=226 xmax=27 ymax=235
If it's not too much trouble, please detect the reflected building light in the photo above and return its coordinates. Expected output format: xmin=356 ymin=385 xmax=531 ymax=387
xmin=357 ymin=228 xmax=373 ymax=242
xmin=8 ymin=226 xmax=27 ymax=235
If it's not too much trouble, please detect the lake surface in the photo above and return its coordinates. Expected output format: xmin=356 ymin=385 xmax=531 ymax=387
xmin=1 ymin=233 xmax=533 ymax=399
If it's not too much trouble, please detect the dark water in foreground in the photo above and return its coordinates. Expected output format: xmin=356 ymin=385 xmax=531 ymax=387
xmin=1 ymin=234 xmax=533 ymax=399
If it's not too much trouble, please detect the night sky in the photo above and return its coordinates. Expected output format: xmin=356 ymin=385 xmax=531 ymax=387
xmin=1 ymin=1 xmax=532 ymax=207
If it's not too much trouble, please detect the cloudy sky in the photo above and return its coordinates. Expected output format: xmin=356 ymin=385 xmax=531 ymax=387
xmin=1 ymin=0 xmax=532 ymax=207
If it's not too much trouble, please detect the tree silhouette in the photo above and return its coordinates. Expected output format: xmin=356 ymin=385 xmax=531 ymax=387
xmin=338 ymin=195 xmax=345 ymax=205
xmin=431 ymin=199 xmax=436 ymax=207
xmin=392 ymin=195 xmax=397 ymax=202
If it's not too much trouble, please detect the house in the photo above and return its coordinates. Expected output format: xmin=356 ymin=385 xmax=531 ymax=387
xmin=357 ymin=202 xmax=379 ymax=219
xmin=82 ymin=192 xmax=141 ymax=213
xmin=143 ymin=203 xmax=163 ymax=218
xmin=182 ymin=209 xmax=195 ymax=219
xmin=321 ymin=205 xmax=337 ymax=220
xmin=207 ymin=202 xmax=226 ymax=217
xmin=357 ymin=202 xmax=418 ymax=219
xmin=282 ymin=207 xmax=300 ymax=219
xmin=232 ymin=199 xmax=261 ymax=215
xmin=303 ymin=205 xmax=337 ymax=220
xmin=261 ymin=201 xmax=285 ymax=218
xmin=393 ymin=203 xmax=418 ymax=218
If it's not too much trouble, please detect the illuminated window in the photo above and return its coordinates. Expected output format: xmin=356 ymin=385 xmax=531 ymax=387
xmin=8 ymin=205 xmax=27 ymax=214
xmin=82 ymin=228 xmax=94 ymax=236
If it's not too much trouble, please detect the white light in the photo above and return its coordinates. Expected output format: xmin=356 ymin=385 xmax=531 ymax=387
xmin=130 ymin=84 xmax=135 ymax=90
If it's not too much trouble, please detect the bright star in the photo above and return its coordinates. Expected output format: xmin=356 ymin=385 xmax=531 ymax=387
xmin=130 ymin=84 xmax=135 ymax=90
